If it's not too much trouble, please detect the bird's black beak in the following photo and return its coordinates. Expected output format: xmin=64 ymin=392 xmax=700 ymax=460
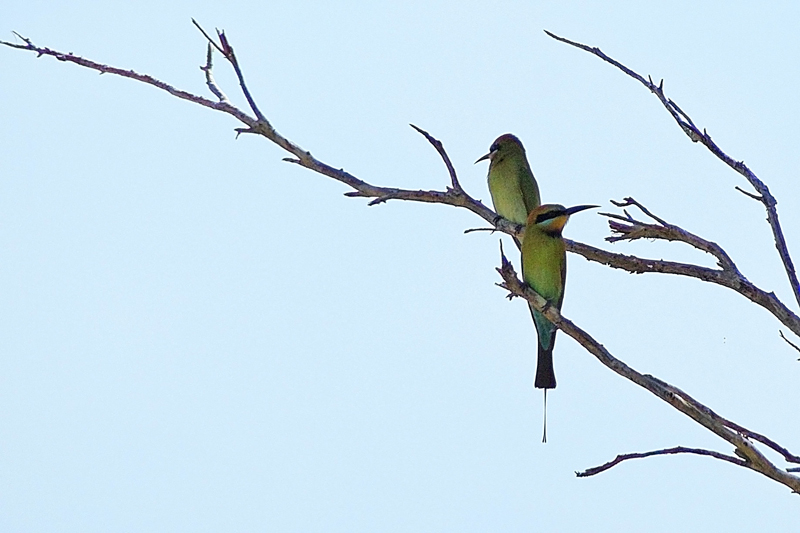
xmin=475 ymin=151 xmax=493 ymax=164
xmin=564 ymin=204 xmax=600 ymax=216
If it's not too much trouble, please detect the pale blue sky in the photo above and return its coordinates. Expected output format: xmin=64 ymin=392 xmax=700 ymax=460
xmin=2 ymin=1 xmax=799 ymax=531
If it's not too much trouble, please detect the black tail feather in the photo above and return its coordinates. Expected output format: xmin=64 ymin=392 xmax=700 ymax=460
xmin=534 ymin=336 xmax=557 ymax=389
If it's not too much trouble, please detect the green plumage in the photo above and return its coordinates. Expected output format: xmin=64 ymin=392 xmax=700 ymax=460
xmin=477 ymin=134 xmax=540 ymax=225
xmin=522 ymin=204 xmax=597 ymax=390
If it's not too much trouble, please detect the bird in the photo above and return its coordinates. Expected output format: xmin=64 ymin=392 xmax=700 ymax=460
xmin=522 ymin=203 xmax=598 ymax=441
xmin=475 ymin=134 xmax=541 ymax=227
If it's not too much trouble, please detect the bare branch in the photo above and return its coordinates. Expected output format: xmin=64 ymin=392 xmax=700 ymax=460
xmin=191 ymin=20 xmax=268 ymax=124
xmin=565 ymin=241 xmax=800 ymax=339
xmin=718 ymin=416 xmax=800 ymax=464
xmin=0 ymin=34 xmax=518 ymax=232
xmin=200 ymin=42 xmax=230 ymax=103
xmin=215 ymin=28 xmax=268 ymax=124
xmin=7 ymin=28 xmax=800 ymax=490
xmin=464 ymin=227 xmax=500 ymax=235
xmin=544 ymin=30 xmax=800 ymax=309
xmin=191 ymin=18 xmax=224 ymax=54
xmin=0 ymin=33 xmax=257 ymax=125
xmin=577 ymin=446 xmax=746 ymax=477
xmin=610 ymin=197 xmax=669 ymax=226
xmin=602 ymin=197 xmax=738 ymax=273
xmin=409 ymin=124 xmax=462 ymax=192
xmin=5 ymin=30 xmax=798 ymax=338
xmin=496 ymin=256 xmax=800 ymax=491
xmin=735 ymin=186 xmax=762 ymax=202
xmin=779 ymin=330 xmax=800 ymax=360
xmin=9 ymin=31 xmax=797 ymax=348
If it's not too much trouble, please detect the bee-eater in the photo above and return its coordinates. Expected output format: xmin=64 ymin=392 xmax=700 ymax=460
xmin=475 ymin=134 xmax=541 ymax=226
xmin=522 ymin=203 xmax=597 ymax=441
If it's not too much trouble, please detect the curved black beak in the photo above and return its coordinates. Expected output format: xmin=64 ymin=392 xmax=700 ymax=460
xmin=564 ymin=204 xmax=601 ymax=216
xmin=475 ymin=151 xmax=493 ymax=164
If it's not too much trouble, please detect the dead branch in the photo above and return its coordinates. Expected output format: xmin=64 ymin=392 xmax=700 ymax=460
xmin=779 ymin=330 xmax=800 ymax=360
xmin=5 ymin=26 xmax=800 ymax=490
xmin=3 ymin=31 xmax=797 ymax=339
xmin=545 ymin=30 xmax=800 ymax=310
xmin=0 ymin=33 xmax=503 ymax=228
xmin=602 ymin=197 xmax=738 ymax=272
xmin=576 ymin=446 xmax=746 ymax=477
xmin=566 ymin=240 xmax=800 ymax=338
xmin=496 ymin=253 xmax=800 ymax=492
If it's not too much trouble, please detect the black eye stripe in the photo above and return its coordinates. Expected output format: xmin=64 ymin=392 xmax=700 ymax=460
xmin=535 ymin=210 xmax=565 ymax=224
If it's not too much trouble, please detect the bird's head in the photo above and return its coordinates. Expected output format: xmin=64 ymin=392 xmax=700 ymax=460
xmin=527 ymin=203 xmax=599 ymax=235
xmin=475 ymin=133 xmax=525 ymax=165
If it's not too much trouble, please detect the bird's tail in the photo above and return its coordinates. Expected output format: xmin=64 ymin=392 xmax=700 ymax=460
xmin=530 ymin=306 xmax=558 ymax=389
xmin=536 ymin=345 xmax=555 ymax=444
xmin=542 ymin=389 xmax=548 ymax=443
xmin=530 ymin=307 xmax=557 ymax=443
xmin=534 ymin=341 xmax=557 ymax=389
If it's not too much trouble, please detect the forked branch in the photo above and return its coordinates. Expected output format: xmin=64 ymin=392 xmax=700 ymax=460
xmin=577 ymin=446 xmax=745 ymax=477
xmin=3 ymin=30 xmax=796 ymax=338
xmin=4 ymin=26 xmax=799 ymax=487
xmin=496 ymin=253 xmax=800 ymax=491
xmin=545 ymin=30 xmax=800 ymax=309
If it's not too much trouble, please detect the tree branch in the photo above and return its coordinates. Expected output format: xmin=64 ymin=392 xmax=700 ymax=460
xmin=544 ymin=30 xmax=800 ymax=310
xmin=409 ymin=124 xmax=463 ymax=193
xmin=199 ymin=42 xmax=230 ymax=104
xmin=192 ymin=19 xmax=266 ymax=123
xmin=6 ymin=27 xmax=800 ymax=491
xmin=577 ymin=446 xmax=746 ymax=478
xmin=590 ymin=198 xmax=800 ymax=338
xmin=779 ymin=330 xmax=800 ymax=360
xmin=603 ymin=197 xmax=739 ymax=273
xmin=8 ymin=31 xmax=797 ymax=340
xmin=496 ymin=253 xmax=800 ymax=492
xmin=5 ymin=31 xmax=797 ymax=337
xmin=566 ymin=241 xmax=800 ymax=338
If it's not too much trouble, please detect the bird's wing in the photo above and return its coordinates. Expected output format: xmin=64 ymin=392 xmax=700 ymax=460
xmin=520 ymin=168 xmax=541 ymax=213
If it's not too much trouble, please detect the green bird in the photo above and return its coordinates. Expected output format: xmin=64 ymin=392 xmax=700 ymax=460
xmin=522 ymin=203 xmax=597 ymax=441
xmin=475 ymin=134 xmax=541 ymax=226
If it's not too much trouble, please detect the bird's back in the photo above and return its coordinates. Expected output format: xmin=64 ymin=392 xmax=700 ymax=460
xmin=488 ymin=156 xmax=540 ymax=225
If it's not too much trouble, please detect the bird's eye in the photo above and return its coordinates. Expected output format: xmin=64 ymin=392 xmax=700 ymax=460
xmin=490 ymin=143 xmax=498 ymax=152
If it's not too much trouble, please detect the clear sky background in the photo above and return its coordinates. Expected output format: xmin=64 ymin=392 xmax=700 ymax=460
xmin=2 ymin=1 xmax=800 ymax=531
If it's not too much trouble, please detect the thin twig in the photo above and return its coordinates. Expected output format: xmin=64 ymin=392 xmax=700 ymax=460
xmin=719 ymin=417 xmax=800 ymax=464
xmin=464 ymin=227 xmax=499 ymax=235
xmin=410 ymin=124 xmax=462 ymax=192
xmin=199 ymin=22 xmax=269 ymax=124
xmin=611 ymin=197 xmax=669 ymax=226
xmin=779 ymin=330 xmax=800 ymax=360
xmin=544 ymin=30 xmax=800 ymax=310
xmin=0 ymin=34 xmax=256 ymax=124
xmin=603 ymin=198 xmax=739 ymax=273
xmin=577 ymin=447 xmax=746 ymax=477
xmin=735 ymin=186 xmax=762 ymax=201
xmin=191 ymin=18 xmax=224 ymax=54
xmin=200 ymin=42 xmax=230 ymax=103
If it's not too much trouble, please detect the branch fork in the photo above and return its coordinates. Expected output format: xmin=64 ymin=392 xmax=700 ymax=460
xmin=5 ymin=24 xmax=800 ymax=492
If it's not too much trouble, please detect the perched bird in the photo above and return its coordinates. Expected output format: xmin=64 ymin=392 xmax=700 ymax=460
xmin=475 ymin=134 xmax=541 ymax=226
xmin=522 ymin=203 xmax=598 ymax=441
